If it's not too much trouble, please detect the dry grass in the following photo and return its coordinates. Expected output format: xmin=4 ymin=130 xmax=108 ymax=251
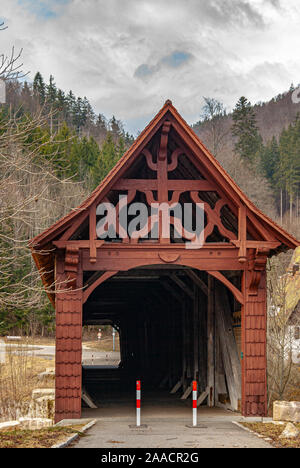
xmin=241 ymin=422 xmax=300 ymax=448
xmin=284 ymin=366 xmax=300 ymax=401
xmin=3 ymin=337 xmax=55 ymax=346
xmin=0 ymin=345 xmax=54 ymax=421
xmin=0 ymin=425 xmax=85 ymax=448
xmin=83 ymin=335 xmax=120 ymax=352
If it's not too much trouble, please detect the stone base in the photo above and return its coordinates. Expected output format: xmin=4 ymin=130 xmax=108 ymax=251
xmin=19 ymin=417 xmax=53 ymax=430
xmin=0 ymin=421 xmax=20 ymax=431
xmin=273 ymin=401 xmax=300 ymax=423
xmin=279 ymin=422 xmax=300 ymax=439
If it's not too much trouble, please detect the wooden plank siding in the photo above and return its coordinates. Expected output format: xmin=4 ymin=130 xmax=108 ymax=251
xmin=242 ymin=270 xmax=267 ymax=417
xmin=55 ymin=253 xmax=83 ymax=423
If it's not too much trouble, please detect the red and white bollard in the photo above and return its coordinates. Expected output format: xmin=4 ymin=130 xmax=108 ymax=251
xmin=136 ymin=380 xmax=141 ymax=426
xmin=192 ymin=381 xmax=197 ymax=427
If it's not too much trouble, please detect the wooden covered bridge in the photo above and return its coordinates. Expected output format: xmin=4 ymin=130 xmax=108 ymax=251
xmin=30 ymin=101 xmax=299 ymax=423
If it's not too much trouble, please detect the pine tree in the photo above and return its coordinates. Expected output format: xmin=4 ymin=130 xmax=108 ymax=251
xmin=109 ymin=116 xmax=123 ymax=142
xmin=72 ymin=97 xmax=87 ymax=133
xmin=276 ymin=117 xmax=300 ymax=222
xmin=92 ymin=133 xmax=119 ymax=186
xmin=232 ymin=96 xmax=263 ymax=163
xmin=260 ymin=136 xmax=280 ymax=185
xmin=33 ymin=72 xmax=46 ymax=103
xmin=46 ymin=74 xmax=57 ymax=104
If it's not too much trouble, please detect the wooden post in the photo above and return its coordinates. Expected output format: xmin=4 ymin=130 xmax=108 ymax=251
xmin=215 ymin=282 xmax=241 ymax=411
xmin=89 ymin=203 xmax=97 ymax=263
xmin=238 ymin=205 xmax=247 ymax=263
xmin=182 ymin=301 xmax=187 ymax=392
xmin=193 ymin=285 xmax=199 ymax=381
xmin=242 ymin=269 xmax=267 ymax=417
xmin=55 ymin=251 xmax=83 ymax=423
xmin=207 ymin=276 xmax=214 ymax=407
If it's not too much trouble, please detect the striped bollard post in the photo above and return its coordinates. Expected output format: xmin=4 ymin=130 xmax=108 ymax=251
xmin=193 ymin=381 xmax=197 ymax=427
xmin=136 ymin=380 xmax=141 ymax=427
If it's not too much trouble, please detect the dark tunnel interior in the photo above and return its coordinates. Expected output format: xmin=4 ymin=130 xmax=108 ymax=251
xmin=81 ymin=266 xmax=241 ymax=409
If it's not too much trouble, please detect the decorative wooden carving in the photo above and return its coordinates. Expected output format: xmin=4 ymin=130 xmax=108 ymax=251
xmin=159 ymin=120 xmax=171 ymax=161
xmin=190 ymin=192 xmax=237 ymax=242
xmin=158 ymin=252 xmax=181 ymax=263
xmin=248 ymin=248 xmax=268 ymax=295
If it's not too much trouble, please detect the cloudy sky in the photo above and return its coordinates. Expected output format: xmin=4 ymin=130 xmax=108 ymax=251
xmin=1 ymin=0 xmax=300 ymax=134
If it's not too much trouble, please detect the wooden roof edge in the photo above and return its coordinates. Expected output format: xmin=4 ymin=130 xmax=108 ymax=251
xmin=29 ymin=100 xmax=172 ymax=249
xmin=29 ymin=99 xmax=300 ymax=251
xmin=30 ymin=246 xmax=55 ymax=307
xmin=166 ymin=104 xmax=300 ymax=250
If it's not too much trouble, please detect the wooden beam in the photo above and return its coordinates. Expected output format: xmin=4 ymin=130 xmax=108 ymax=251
xmin=54 ymin=240 xmax=105 ymax=249
xmin=89 ymin=203 xmax=97 ymax=263
xmin=161 ymin=280 xmax=184 ymax=304
xmin=181 ymin=383 xmax=193 ymax=400
xmin=231 ymin=240 xmax=280 ymax=250
xmin=246 ymin=209 xmax=277 ymax=242
xmin=238 ymin=204 xmax=247 ymax=263
xmin=193 ymin=285 xmax=199 ymax=381
xmin=185 ymin=270 xmax=208 ymax=296
xmin=170 ymin=274 xmax=194 ymax=299
xmin=197 ymin=387 xmax=209 ymax=407
xmin=83 ymin=271 xmax=118 ymax=304
xmin=170 ymin=378 xmax=182 ymax=394
xmin=207 ymin=270 xmax=244 ymax=305
xmin=59 ymin=211 xmax=88 ymax=241
xmin=113 ymin=179 xmax=215 ymax=192
xmin=207 ymin=276 xmax=214 ymax=407
xmin=215 ymin=284 xmax=241 ymax=411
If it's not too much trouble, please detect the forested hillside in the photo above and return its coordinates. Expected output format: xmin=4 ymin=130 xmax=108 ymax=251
xmin=192 ymin=89 xmax=300 ymax=237
xmin=1 ymin=50 xmax=300 ymax=334
xmin=5 ymin=73 xmax=134 ymax=189
xmin=0 ymin=69 xmax=134 ymax=335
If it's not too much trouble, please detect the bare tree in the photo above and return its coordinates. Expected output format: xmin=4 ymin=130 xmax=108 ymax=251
xmin=267 ymin=254 xmax=300 ymax=407
xmin=0 ymin=108 xmax=87 ymax=311
xmin=200 ymin=97 xmax=229 ymax=157
xmin=0 ymin=21 xmax=28 ymax=81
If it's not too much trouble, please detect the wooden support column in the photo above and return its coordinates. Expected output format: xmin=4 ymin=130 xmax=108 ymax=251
xmin=207 ymin=276 xmax=215 ymax=407
xmin=55 ymin=250 xmax=83 ymax=423
xmin=215 ymin=282 xmax=241 ymax=411
xmin=89 ymin=203 xmax=97 ymax=263
xmin=193 ymin=284 xmax=199 ymax=381
xmin=182 ymin=301 xmax=187 ymax=392
xmin=242 ymin=266 xmax=268 ymax=417
xmin=238 ymin=204 xmax=247 ymax=263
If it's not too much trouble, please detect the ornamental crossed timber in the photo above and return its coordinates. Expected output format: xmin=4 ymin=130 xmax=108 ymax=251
xmin=110 ymin=119 xmax=236 ymax=244
xmin=54 ymin=117 xmax=281 ymax=297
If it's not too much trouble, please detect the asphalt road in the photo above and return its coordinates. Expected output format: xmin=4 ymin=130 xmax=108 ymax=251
xmin=0 ymin=342 xmax=120 ymax=365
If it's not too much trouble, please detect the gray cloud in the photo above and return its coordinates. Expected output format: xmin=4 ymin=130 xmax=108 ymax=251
xmin=1 ymin=0 xmax=299 ymax=134
xmin=135 ymin=50 xmax=193 ymax=79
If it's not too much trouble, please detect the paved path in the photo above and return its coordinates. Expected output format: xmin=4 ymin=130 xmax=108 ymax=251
xmin=0 ymin=343 xmax=120 ymax=365
xmin=71 ymin=407 xmax=272 ymax=449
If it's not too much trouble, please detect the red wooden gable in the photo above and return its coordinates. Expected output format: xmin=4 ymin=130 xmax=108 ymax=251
xmin=30 ymin=100 xmax=299 ymax=304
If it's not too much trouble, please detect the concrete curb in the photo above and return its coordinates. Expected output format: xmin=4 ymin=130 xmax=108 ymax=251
xmin=51 ymin=419 xmax=96 ymax=448
xmin=232 ymin=421 xmax=273 ymax=446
